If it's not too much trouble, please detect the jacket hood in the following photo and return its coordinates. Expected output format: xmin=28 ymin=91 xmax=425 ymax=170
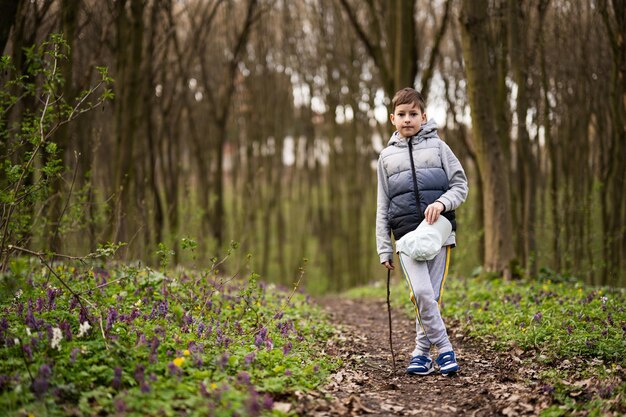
xmin=387 ymin=118 xmax=439 ymax=147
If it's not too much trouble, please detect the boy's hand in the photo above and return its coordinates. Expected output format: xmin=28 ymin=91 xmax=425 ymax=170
xmin=383 ymin=261 xmax=395 ymax=270
xmin=424 ymin=201 xmax=445 ymax=224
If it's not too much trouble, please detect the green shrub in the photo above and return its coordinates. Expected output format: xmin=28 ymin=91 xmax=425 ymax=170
xmin=0 ymin=259 xmax=339 ymax=416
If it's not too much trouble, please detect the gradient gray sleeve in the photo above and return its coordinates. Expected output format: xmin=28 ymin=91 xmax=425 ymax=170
xmin=376 ymin=155 xmax=394 ymax=263
xmin=437 ymin=141 xmax=469 ymax=211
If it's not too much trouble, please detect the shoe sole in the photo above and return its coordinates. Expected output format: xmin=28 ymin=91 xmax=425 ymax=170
xmin=440 ymin=365 xmax=459 ymax=376
xmin=406 ymin=367 xmax=435 ymax=376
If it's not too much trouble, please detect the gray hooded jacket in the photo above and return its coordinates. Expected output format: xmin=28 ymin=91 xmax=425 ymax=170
xmin=376 ymin=119 xmax=468 ymax=263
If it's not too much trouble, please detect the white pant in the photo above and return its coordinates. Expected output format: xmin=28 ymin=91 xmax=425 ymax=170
xmin=399 ymin=247 xmax=453 ymax=356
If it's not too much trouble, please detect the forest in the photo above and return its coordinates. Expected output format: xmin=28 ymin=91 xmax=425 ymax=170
xmin=1 ymin=1 xmax=626 ymax=416
xmin=1 ymin=0 xmax=625 ymax=290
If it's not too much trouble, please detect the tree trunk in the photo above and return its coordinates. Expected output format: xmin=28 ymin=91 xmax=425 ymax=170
xmin=111 ymin=0 xmax=145 ymax=246
xmin=508 ymin=0 xmax=538 ymax=276
xmin=460 ymin=0 xmax=515 ymax=278
xmin=599 ymin=0 xmax=626 ymax=286
xmin=46 ymin=0 xmax=80 ymax=253
xmin=390 ymin=0 xmax=417 ymax=93
xmin=0 ymin=0 xmax=20 ymax=54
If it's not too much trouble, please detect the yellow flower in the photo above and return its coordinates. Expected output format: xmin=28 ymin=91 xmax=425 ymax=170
xmin=173 ymin=357 xmax=185 ymax=367
xmin=183 ymin=349 xmax=190 ymax=356
xmin=210 ymin=383 xmax=218 ymax=389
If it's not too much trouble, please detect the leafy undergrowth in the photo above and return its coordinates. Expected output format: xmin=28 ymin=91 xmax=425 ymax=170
xmin=346 ymin=272 xmax=626 ymax=416
xmin=0 ymin=257 xmax=339 ymax=416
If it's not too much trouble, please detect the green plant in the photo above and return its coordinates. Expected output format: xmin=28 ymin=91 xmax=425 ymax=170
xmin=0 ymin=33 xmax=113 ymax=270
xmin=0 ymin=258 xmax=339 ymax=416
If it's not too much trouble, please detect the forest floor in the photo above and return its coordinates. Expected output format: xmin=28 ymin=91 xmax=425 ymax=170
xmin=293 ymin=296 xmax=552 ymax=416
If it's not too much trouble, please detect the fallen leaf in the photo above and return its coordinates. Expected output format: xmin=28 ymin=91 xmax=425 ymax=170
xmin=274 ymin=402 xmax=292 ymax=413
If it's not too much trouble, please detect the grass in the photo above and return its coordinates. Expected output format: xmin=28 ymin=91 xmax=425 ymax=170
xmin=345 ymin=271 xmax=626 ymax=416
xmin=0 ymin=257 xmax=340 ymax=416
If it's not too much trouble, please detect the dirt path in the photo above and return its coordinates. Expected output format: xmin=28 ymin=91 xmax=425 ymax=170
xmin=294 ymin=297 xmax=550 ymax=416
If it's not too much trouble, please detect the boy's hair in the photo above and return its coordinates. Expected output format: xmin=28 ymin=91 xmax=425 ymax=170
xmin=391 ymin=88 xmax=426 ymax=113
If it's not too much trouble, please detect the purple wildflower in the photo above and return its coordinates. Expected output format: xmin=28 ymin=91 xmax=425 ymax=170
xmin=262 ymin=394 xmax=274 ymax=410
xmin=25 ymin=302 xmax=37 ymax=329
xmin=135 ymin=331 xmax=146 ymax=346
xmin=106 ymin=307 xmax=119 ymax=332
xmin=60 ymin=320 xmax=72 ymax=341
xmin=284 ymin=369 xmax=292 ymax=376
xmin=112 ymin=367 xmax=122 ymax=390
xmin=22 ymin=344 xmax=32 ymax=361
xmin=265 ymin=338 xmax=274 ymax=351
xmin=567 ymin=325 xmax=573 ymax=335
xmin=114 ymin=398 xmax=127 ymax=413
xmin=0 ymin=374 xmax=10 ymax=391
xmin=140 ymin=381 xmax=151 ymax=393
xmin=197 ymin=323 xmax=206 ymax=337
xmin=237 ymin=371 xmax=251 ymax=385
xmin=46 ymin=287 xmax=59 ymax=310
xmin=134 ymin=364 xmax=145 ymax=385
xmin=219 ymin=353 xmax=229 ymax=369
xmin=533 ymin=312 xmax=543 ymax=323
xmin=200 ymin=382 xmax=210 ymax=398
xmin=245 ymin=387 xmax=262 ymax=416
xmin=32 ymin=364 xmax=51 ymax=400
xmin=168 ymin=361 xmax=182 ymax=377
xmin=234 ymin=321 xmax=243 ymax=335
xmin=149 ymin=336 xmax=160 ymax=362
xmin=282 ymin=341 xmax=292 ymax=356
xmin=68 ymin=296 xmax=78 ymax=311
xmin=254 ymin=333 xmax=264 ymax=348
xmin=157 ymin=300 xmax=169 ymax=316
xmin=35 ymin=297 xmax=44 ymax=313
xmin=244 ymin=352 xmax=256 ymax=366
xmin=70 ymin=348 xmax=79 ymax=364
xmin=129 ymin=309 xmax=141 ymax=322
xmin=79 ymin=308 xmax=89 ymax=325
xmin=540 ymin=384 xmax=555 ymax=395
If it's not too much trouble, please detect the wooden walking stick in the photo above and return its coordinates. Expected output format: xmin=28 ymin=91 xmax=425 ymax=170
xmin=386 ymin=268 xmax=396 ymax=372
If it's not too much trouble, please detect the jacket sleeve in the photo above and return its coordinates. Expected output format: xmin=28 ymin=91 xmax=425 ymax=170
xmin=376 ymin=154 xmax=394 ymax=263
xmin=437 ymin=141 xmax=469 ymax=211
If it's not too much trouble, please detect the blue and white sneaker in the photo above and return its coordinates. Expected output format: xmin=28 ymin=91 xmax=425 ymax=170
xmin=435 ymin=351 xmax=459 ymax=375
xmin=406 ymin=355 xmax=435 ymax=375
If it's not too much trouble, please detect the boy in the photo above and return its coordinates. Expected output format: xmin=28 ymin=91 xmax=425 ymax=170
xmin=376 ymin=88 xmax=468 ymax=376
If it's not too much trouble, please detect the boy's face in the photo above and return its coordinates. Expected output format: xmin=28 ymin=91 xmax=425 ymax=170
xmin=390 ymin=102 xmax=426 ymax=138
